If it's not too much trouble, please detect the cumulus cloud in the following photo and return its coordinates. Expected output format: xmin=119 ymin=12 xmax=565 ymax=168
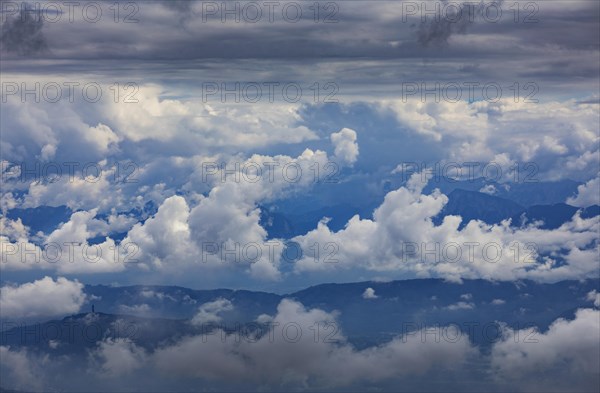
xmin=331 ymin=128 xmax=359 ymax=165
xmin=0 ymin=276 xmax=86 ymax=318
xmin=586 ymin=290 xmax=600 ymax=308
xmin=90 ymin=339 xmax=147 ymax=377
xmin=191 ymin=298 xmax=234 ymax=325
xmin=0 ymin=208 xmax=133 ymax=274
xmin=479 ymin=184 xmax=498 ymax=195
xmin=491 ymin=308 xmax=600 ymax=391
xmin=381 ymin=99 xmax=599 ymax=181
xmin=122 ymin=145 xmax=357 ymax=280
xmin=362 ymin=287 xmax=378 ymax=299
xmin=22 ymin=169 xmax=122 ymax=211
xmin=292 ymin=172 xmax=600 ymax=282
xmin=2 ymin=134 xmax=361 ymax=280
xmin=103 ymin=85 xmax=319 ymax=148
xmin=0 ymin=216 xmax=29 ymax=241
xmin=567 ymin=175 xmax=600 ymax=207
xmin=123 ymin=195 xmax=194 ymax=271
xmin=0 ymin=82 xmax=318 ymax=166
xmin=445 ymin=301 xmax=475 ymax=311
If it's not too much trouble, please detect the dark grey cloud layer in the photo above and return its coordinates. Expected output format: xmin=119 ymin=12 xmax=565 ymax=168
xmin=416 ymin=0 xmax=481 ymax=47
xmin=1 ymin=6 xmax=48 ymax=55
xmin=0 ymin=1 xmax=597 ymax=84
xmin=0 ymin=1 xmax=596 ymax=109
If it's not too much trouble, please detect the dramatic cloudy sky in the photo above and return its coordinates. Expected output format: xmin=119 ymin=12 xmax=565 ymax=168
xmin=1 ymin=0 xmax=599 ymax=291
xmin=0 ymin=2 xmax=599 ymax=392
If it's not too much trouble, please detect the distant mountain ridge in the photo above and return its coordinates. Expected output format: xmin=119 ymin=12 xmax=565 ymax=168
xmin=434 ymin=189 xmax=599 ymax=229
xmin=433 ymin=189 xmax=524 ymax=227
xmin=4 ymin=179 xmax=589 ymax=240
xmin=3 ymin=278 xmax=597 ymax=352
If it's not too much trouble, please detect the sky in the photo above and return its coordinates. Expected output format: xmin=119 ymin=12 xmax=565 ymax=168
xmin=0 ymin=0 xmax=599 ymax=292
xmin=0 ymin=2 xmax=599 ymax=392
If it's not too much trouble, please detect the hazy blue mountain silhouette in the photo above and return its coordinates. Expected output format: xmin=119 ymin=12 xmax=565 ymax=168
xmin=3 ymin=279 xmax=597 ymax=353
xmin=433 ymin=189 xmax=598 ymax=229
xmin=83 ymin=284 xmax=282 ymax=321
xmin=423 ymin=178 xmax=581 ymax=207
xmin=511 ymin=203 xmax=600 ymax=229
xmin=433 ymin=189 xmax=524 ymax=227
xmin=260 ymin=203 xmax=373 ymax=238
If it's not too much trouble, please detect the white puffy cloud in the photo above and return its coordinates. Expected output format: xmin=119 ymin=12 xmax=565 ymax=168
xmin=362 ymin=287 xmax=378 ymax=299
xmin=586 ymin=290 xmax=600 ymax=308
xmin=90 ymin=339 xmax=147 ymax=377
xmin=123 ymin=195 xmax=194 ymax=270
xmin=479 ymin=184 xmax=497 ymax=195
xmin=292 ymin=172 xmax=600 ymax=282
xmin=382 ymin=98 xmax=488 ymax=144
xmin=121 ymin=189 xmax=282 ymax=280
xmin=0 ymin=80 xmax=319 ymax=166
xmin=567 ymin=175 xmax=600 ymax=207
xmin=331 ymin=128 xmax=359 ymax=165
xmin=445 ymin=301 xmax=475 ymax=311
xmin=190 ymin=298 xmax=234 ymax=325
xmin=0 ymin=216 xmax=29 ymax=241
xmin=2 ymin=80 xmax=597 ymax=288
xmin=0 ymin=276 xmax=86 ymax=318
xmin=121 ymin=145 xmax=356 ymax=281
xmin=22 ymin=168 xmax=122 ymax=211
xmin=44 ymin=210 xmax=126 ymax=274
xmin=381 ymin=99 xmax=599 ymax=181
xmin=0 ymin=93 xmax=121 ymax=164
xmin=1 ymin=209 xmax=130 ymax=273
xmin=2 ymin=141 xmax=358 ymax=280
xmin=104 ymin=84 xmax=318 ymax=147
xmin=491 ymin=308 xmax=600 ymax=391
xmin=0 ymin=235 xmax=49 ymax=271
